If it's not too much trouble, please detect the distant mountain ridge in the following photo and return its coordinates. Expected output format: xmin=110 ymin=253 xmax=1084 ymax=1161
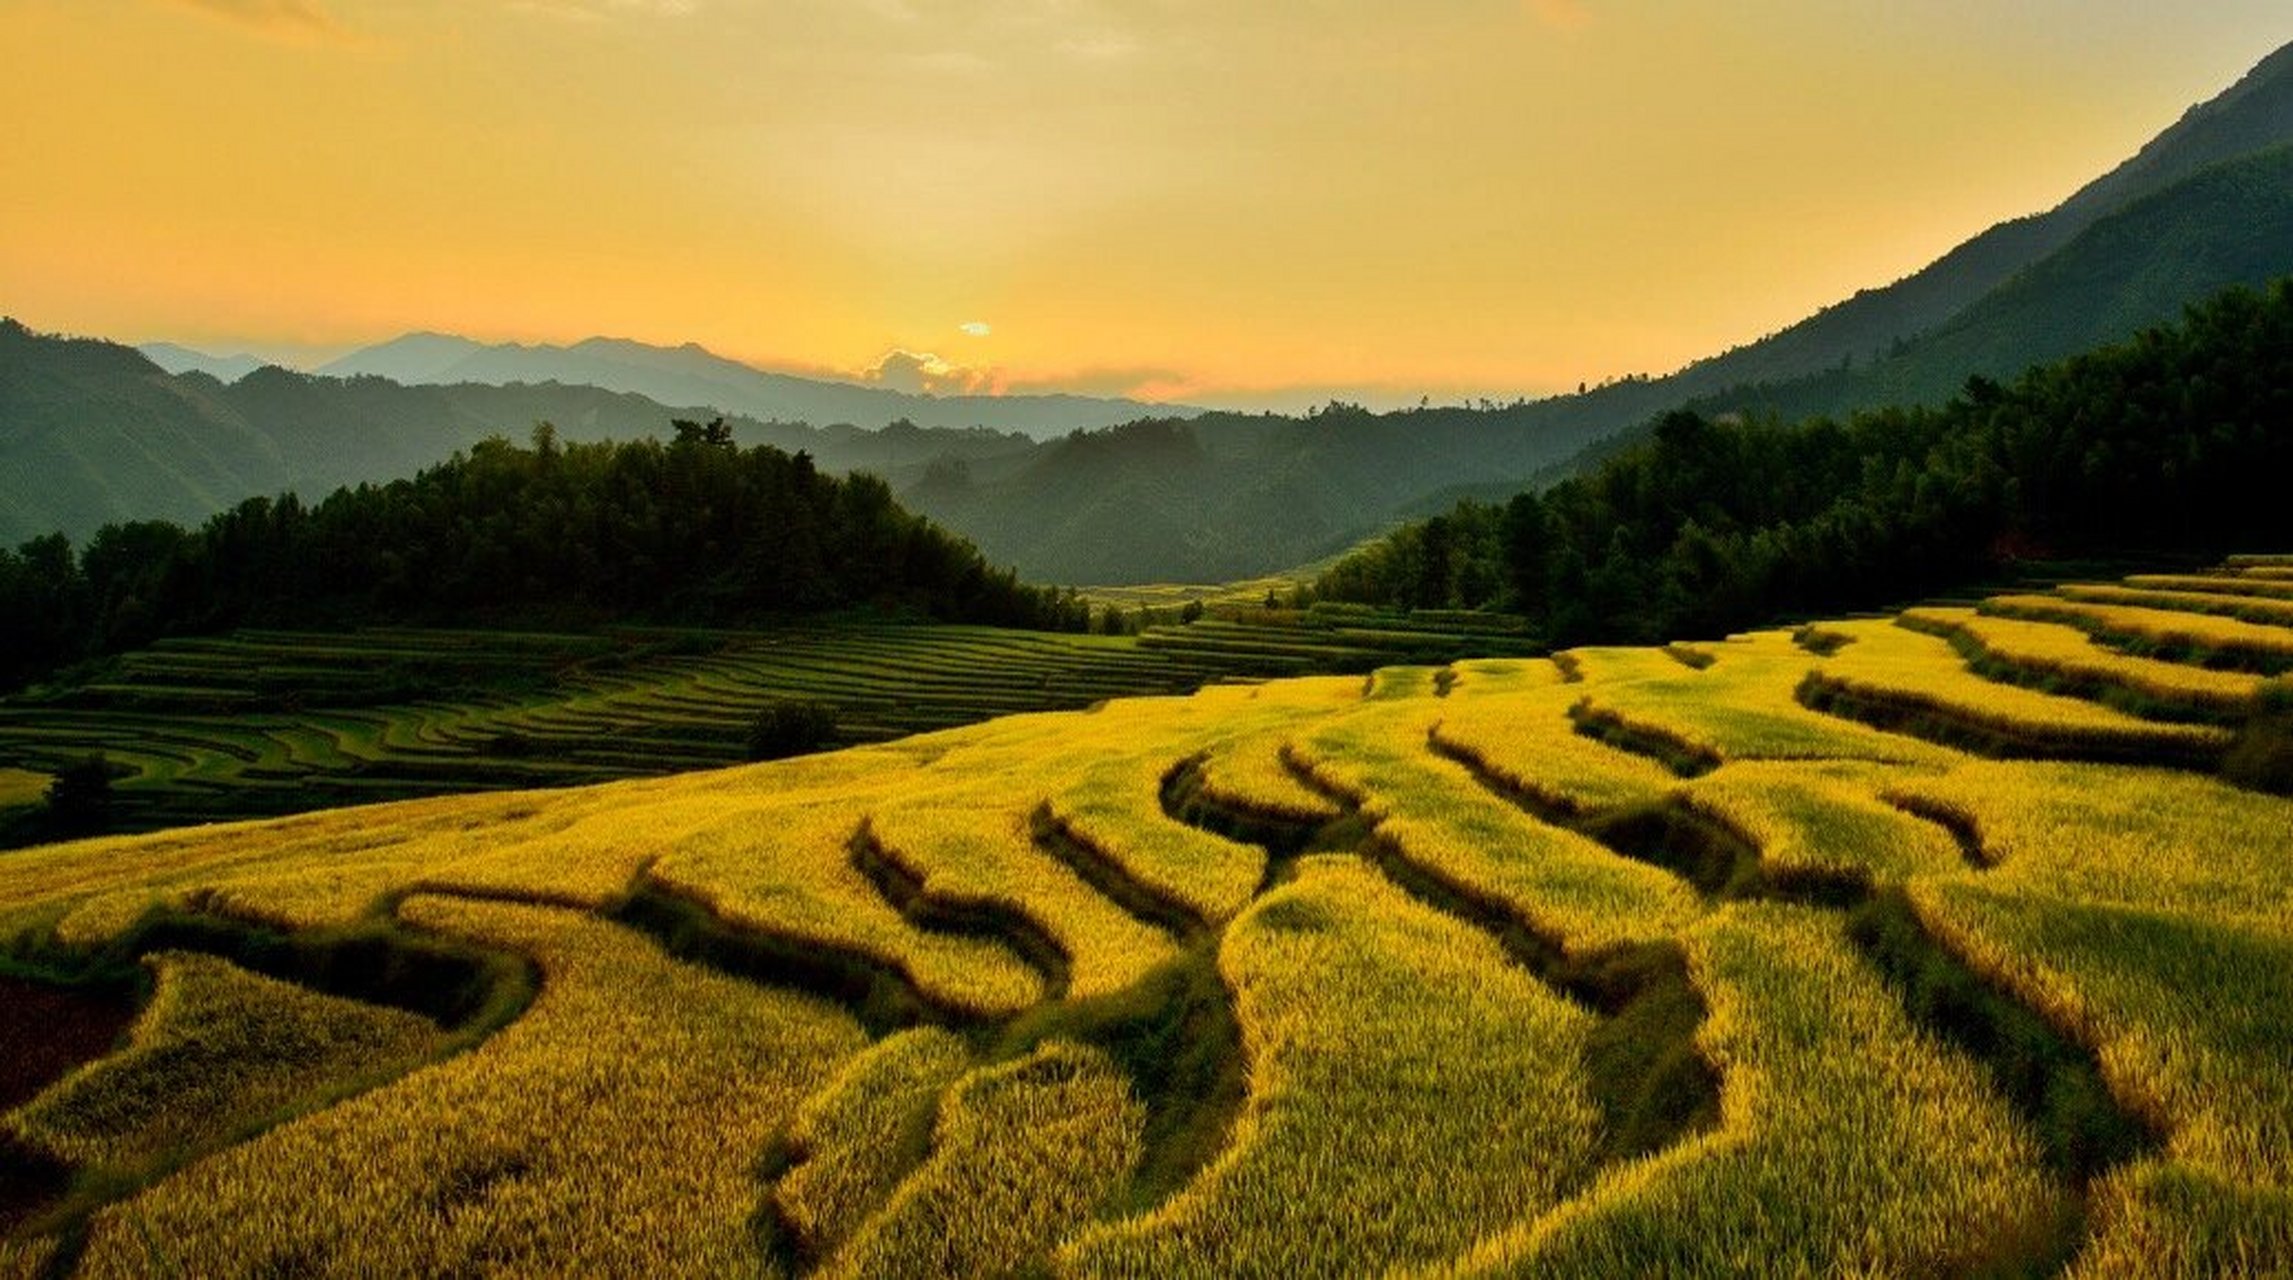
xmin=12 ymin=37 xmax=2293 ymax=583
xmin=901 ymin=36 xmax=2293 ymax=581
xmin=137 ymin=342 xmax=268 ymax=384
xmin=1629 ymin=38 xmax=2293 ymax=403
xmin=1693 ymin=141 xmax=2293 ymax=425
xmin=0 ymin=322 xmax=1038 ymax=544
xmin=316 ymin=332 xmax=1199 ymax=440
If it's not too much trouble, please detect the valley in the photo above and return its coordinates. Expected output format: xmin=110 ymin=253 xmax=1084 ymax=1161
xmin=5 ymin=12 xmax=2293 ymax=1278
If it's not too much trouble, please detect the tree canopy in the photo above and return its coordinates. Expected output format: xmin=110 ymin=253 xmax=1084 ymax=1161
xmin=0 ymin=423 xmax=1087 ymax=688
xmin=1316 ymin=279 xmax=2293 ymax=645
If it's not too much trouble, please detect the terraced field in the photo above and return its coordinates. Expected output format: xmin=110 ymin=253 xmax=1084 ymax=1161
xmin=1 ymin=562 xmax=2289 ymax=1276
xmin=0 ymin=608 xmax=1539 ymax=836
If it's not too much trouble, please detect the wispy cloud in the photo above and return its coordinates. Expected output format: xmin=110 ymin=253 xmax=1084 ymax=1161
xmin=958 ymin=321 xmax=993 ymax=338
xmin=155 ymin=0 xmax=346 ymax=40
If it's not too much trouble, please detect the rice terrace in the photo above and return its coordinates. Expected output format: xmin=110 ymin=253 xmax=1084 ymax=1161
xmin=10 ymin=4 xmax=2293 ymax=1278
xmin=0 ymin=609 xmax=1537 ymax=839
xmin=0 ymin=560 xmax=2287 ymax=1275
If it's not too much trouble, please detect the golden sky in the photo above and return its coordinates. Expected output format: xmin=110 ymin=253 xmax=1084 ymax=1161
xmin=4 ymin=0 xmax=2290 ymax=407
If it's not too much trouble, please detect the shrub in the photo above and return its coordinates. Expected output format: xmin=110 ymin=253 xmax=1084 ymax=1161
xmin=43 ymin=753 xmax=116 ymax=835
xmin=747 ymin=700 xmax=840 ymax=761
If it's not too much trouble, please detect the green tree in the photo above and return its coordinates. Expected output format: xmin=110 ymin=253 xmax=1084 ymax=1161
xmin=44 ymin=754 xmax=114 ymax=835
xmin=746 ymin=700 xmax=840 ymax=761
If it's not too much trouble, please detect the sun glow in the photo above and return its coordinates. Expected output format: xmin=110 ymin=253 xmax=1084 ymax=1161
xmin=1 ymin=1 xmax=2288 ymax=405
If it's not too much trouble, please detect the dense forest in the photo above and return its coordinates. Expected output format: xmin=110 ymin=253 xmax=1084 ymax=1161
xmin=0 ymin=420 xmax=1083 ymax=689
xmin=1316 ymin=280 xmax=2293 ymax=643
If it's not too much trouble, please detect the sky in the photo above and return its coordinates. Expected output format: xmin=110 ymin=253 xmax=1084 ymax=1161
xmin=3 ymin=2 xmax=2291 ymax=410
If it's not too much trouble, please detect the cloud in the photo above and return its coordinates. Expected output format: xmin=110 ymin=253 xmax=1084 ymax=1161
xmin=863 ymin=349 xmax=999 ymax=396
xmin=957 ymin=321 xmax=993 ymax=338
xmin=155 ymin=0 xmax=345 ymax=39
xmin=855 ymin=354 xmax=1223 ymax=405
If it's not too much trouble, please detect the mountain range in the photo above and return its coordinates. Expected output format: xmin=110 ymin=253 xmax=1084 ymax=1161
xmin=13 ymin=37 xmax=2293 ymax=582
xmin=900 ymin=37 xmax=2293 ymax=581
xmin=144 ymin=332 xmax=1196 ymax=442
xmin=0 ymin=330 xmax=1039 ymax=545
xmin=135 ymin=342 xmax=269 ymax=385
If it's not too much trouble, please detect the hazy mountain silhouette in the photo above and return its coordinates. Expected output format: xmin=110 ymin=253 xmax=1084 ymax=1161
xmin=137 ymin=342 xmax=268 ymax=384
xmin=311 ymin=332 xmax=486 ymax=384
xmin=318 ymin=333 xmax=1198 ymax=440
xmin=0 ymin=325 xmax=1036 ymax=544
xmin=11 ymin=39 xmax=2293 ymax=583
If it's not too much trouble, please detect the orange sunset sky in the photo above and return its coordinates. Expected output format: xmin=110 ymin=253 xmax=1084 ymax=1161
xmin=4 ymin=1 xmax=2291 ymax=409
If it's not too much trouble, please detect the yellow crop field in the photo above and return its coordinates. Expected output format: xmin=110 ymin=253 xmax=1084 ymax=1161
xmin=3 ymin=563 xmax=2290 ymax=1276
xmin=1452 ymin=903 xmax=2063 ymax=1276
xmin=773 ymin=1028 xmax=973 ymax=1260
xmin=2061 ymin=582 xmax=2293 ymax=626
xmin=822 ymin=1041 xmax=1144 ymax=1279
xmin=1060 ymin=857 xmax=1605 ymax=1277
xmin=69 ymin=898 xmax=869 ymax=1276
xmin=10 ymin=951 xmax=447 ymax=1170
xmin=1804 ymin=619 xmax=2235 ymax=763
xmin=1571 ymin=630 xmax=1961 ymax=769
xmin=1988 ymin=591 xmax=2293 ymax=668
xmin=1900 ymin=606 xmax=2261 ymax=718
xmin=2123 ymin=573 xmax=2293 ymax=601
xmin=1432 ymin=667 xmax=1676 ymax=817
xmin=1682 ymin=761 xmax=1967 ymax=887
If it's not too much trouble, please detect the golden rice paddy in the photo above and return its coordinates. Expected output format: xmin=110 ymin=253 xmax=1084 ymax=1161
xmin=3 ymin=563 xmax=2289 ymax=1276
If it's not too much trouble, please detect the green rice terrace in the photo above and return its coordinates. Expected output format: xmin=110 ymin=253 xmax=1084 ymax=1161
xmin=0 ymin=557 xmax=2287 ymax=1276
xmin=0 ymin=606 xmax=1540 ymax=837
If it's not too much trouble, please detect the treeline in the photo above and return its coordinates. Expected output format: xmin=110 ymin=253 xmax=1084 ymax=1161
xmin=1317 ymin=280 xmax=2293 ymax=643
xmin=0 ymin=420 xmax=1088 ymax=688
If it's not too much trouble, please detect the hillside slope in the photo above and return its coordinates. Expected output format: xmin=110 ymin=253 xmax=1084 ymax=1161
xmin=0 ymin=322 xmax=286 ymax=539
xmin=1315 ymin=279 xmax=2293 ymax=646
xmin=1 ymin=566 xmax=2288 ymax=1274
xmin=0 ymin=329 xmax=1037 ymax=545
xmin=1661 ymin=38 xmax=2293 ymax=395
xmin=1704 ymin=143 xmax=2293 ymax=423
xmin=902 ymin=40 xmax=2293 ymax=582
xmin=13 ymin=42 xmax=2293 ymax=580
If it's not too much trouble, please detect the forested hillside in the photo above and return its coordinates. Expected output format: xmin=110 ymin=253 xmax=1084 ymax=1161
xmin=0 ymin=422 xmax=1074 ymax=688
xmin=897 ymin=41 xmax=2293 ymax=582
xmin=1316 ymin=281 xmax=2293 ymax=643
xmin=1690 ymin=143 xmax=2293 ymax=428
xmin=909 ymin=151 xmax=2293 ymax=583
xmin=11 ymin=42 xmax=2293 ymax=582
xmin=0 ymin=325 xmax=1035 ymax=545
